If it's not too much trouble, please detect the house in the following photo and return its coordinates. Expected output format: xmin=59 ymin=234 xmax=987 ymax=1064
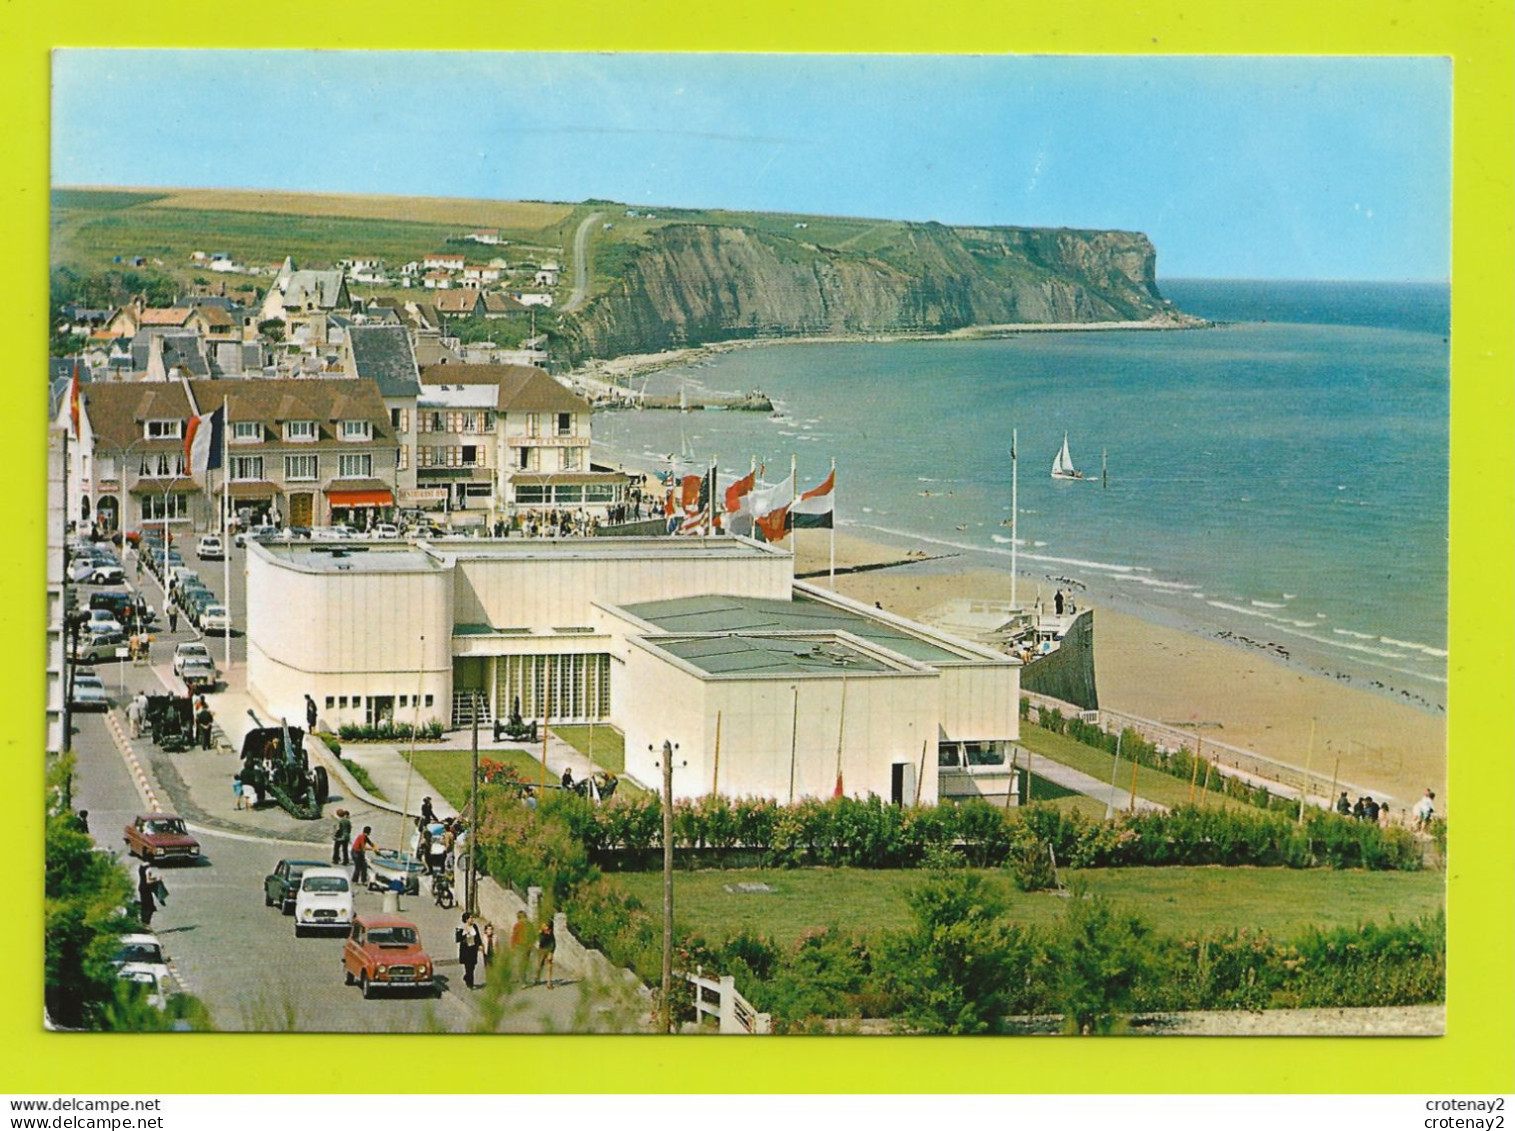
xmin=481 ymin=292 xmax=529 ymax=319
xmin=344 ymin=257 xmax=388 ymax=285
xmin=464 ymin=229 xmax=502 ymax=245
xmin=434 ymin=289 xmax=486 ymax=318
xmin=424 ymin=253 xmax=466 ymax=272
xmin=512 ymin=292 xmax=554 ymax=308
xmin=343 ymin=325 xmax=422 ymax=496
xmin=414 ymin=363 xmax=627 ymax=524
xmin=143 ymin=334 xmax=212 ymax=383
xmin=461 ymin=264 xmax=502 ymax=286
xmin=533 ymin=267 xmax=560 ymax=288
xmin=77 ymin=376 xmax=400 ymax=535
xmin=422 ymin=271 xmax=454 ymax=290
xmin=259 ymin=259 xmax=353 ymax=346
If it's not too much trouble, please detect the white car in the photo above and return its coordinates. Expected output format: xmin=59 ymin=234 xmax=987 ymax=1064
xmin=293 ymin=867 xmax=354 ymax=936
xmin=196 ymin=536 xmax=224 ymax=560
xmin=373 ymin=523 xmax=400 ymax=539
xmin=172 ymin=641 xmax=212 ymax=676
xmin=86 ymin=608 xmax=122 ymax=635
xmin=112 ymin=933 xmax=170 ymax=984
xmin=200 ymin=603 xmax=231 ymax=633
xmin=116 ymin=963 xmax=171 ymax=1010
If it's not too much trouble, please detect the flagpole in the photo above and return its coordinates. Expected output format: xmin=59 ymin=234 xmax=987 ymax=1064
xmin=1010 ymin=428 xmax=1018 ymax=611
xmin=222 ymin=396 xmax=231 ymax=673
xmin=828 ymin=457 xmax=836 ymax=589
xmin=787 ymin=454 xmax=797 ymax=555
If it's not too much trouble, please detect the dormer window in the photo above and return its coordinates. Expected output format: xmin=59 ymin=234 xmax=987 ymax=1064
xmin=144 ymin=419 xmax=182 ymax=440
xmin=340 ymin=420 xmax=372 ymax=442
xmin=232 ymin=421 xmax=261 ymax=444
xmin=284 ymin=420 xmax=317 ymax=442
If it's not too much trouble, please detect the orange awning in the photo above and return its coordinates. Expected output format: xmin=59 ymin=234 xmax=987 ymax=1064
xmin=326 ymin=488 xmax=394 ymax=507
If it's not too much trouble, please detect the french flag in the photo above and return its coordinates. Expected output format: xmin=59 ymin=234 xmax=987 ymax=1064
xmin=184 ymin=406 xmax=224 ymax=481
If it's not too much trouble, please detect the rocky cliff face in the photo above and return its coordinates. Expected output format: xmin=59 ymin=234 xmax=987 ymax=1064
xmin=559 ymin=220 xmax=1171 ymax=362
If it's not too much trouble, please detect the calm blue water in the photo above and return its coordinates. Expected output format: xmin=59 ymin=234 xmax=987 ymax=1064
xmin=590 ymin=280 xmax=1449 ymax=710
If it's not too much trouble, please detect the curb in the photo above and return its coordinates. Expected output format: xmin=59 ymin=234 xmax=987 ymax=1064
xmin=305 ymin=735 xmax=406 ymax=818
xmin=105 ymin=708 xmax=162 ymax=812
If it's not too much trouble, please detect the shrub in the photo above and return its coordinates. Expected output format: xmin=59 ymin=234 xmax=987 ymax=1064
xmin=1048 ymin=888 xmax=1159 ymax=1035
xmin=1006 ymin=838 xmax=1059 ymax=892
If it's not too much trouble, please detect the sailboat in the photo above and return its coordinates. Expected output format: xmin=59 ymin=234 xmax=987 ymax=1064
xmin=1050 ymin=432 xmax=1087 ymax=481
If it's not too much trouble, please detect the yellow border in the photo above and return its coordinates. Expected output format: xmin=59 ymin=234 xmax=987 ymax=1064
xmin=5 ymin=0 xmax=1511 ymax=1096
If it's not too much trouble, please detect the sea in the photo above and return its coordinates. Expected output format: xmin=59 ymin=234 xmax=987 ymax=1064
xmin=589 ymin=279 xmax=1450 ymax=713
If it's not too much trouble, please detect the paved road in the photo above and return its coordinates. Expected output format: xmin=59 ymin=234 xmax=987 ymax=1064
xmin=561 ymin=210 xmax=603 ymax=313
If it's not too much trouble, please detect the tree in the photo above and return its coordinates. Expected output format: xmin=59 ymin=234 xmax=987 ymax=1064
xmin=879 ymin=869 xmax=1035 ymax=1034
xmin=1048 ymin=886 xmax=1157 ymax=1035
xmin=257 ymin=318 xmax=286 ymax=343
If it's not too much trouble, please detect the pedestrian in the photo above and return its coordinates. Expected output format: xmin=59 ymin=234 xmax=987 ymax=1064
xmin=168 ymin=606 xmax=178 ymax=633
xmin=456 ymin=913 xmax=482 ymax=989
xmin=1054 ymin=589 xmax=1065 ymax=615
xmin=1378 ymin=802 xmax=1393 ymax=829
xmin=481 ymin=921 xmax=497 ymax=970
xmin=420 ymin=796 xmax=437 ymax=826
xmin=332 ymin=809 xmax=352 ymax=865
xmin=1412 ymin=789 xmax=1436 ymax=831
xmin=305 ymin=694 xmax=318 ymax=734
xmin=1363 ymin=796 xmax=1380 ymax=824
xmin=126 ymin=694 xmax=143 ymax=739
xmin=196 ymin=703 xmax=214 ymax=750
xmin=233 ymin=776 xmax=246 ymax=810
xmin=417 ymin=826 xmax=434 ymax=874
xmin=74 ymin=809 xmax=89 ymax=834
xmin=535 ymin=917 xmax=556 ymax=989
xmin=137 ymin=864 xmax=161 ymax=928
xmin=1351 ymin=796 xmax=1366 ymax=821
xmin=510 ymin=910 xmax=531 ymax=985
xmin=352 ymin=826 xmax=375 ymax=884
xmin=561 ymin=767 xmax=575 ymax=790
xmin=1335 ymin=790 xmax=1351 ymax=816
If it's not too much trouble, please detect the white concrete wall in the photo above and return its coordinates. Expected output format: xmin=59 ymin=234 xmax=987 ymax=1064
xmin=618 ymin=649 xmax=940 ymax=804
xmin=451 ymin=544 xmax=791 ymax=632
xmin=937 ymin=662 xmax=1021 ymax=743
xmin=246 ymin=547 xmax=454 ymax=728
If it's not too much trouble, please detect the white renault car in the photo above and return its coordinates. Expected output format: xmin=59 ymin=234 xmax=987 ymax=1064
xmin=293 ymin=867 xmax=354 ymax=937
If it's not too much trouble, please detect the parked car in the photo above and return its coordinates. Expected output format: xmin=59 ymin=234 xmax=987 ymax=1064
xmin=123 ymin=814 xmax=201 ymax=864
xmin=373 ymin=523 xmax=400 ymax=539
xmin=116 ymin=964 xmax=170 ymax=1011
xmin=172 ymin=642 xmax=212 ymax=677
xmin=88 ymin=563 xmax=126 ymax=585
xmin=86 ymin=608 xmax=123 ymax=636
xmin=264 ymin=859 xmax=328 ymax=914
xmin=200 ymin=603 xmax=231 ymax=634
xmin=234 ymin=524 xmax=278 ymax=548
xmin=195 ymin=535 xmax=224 ymax=560
xmin=294 ymin=867 xmax=354 ymax=937
xmin=342 ymin=915 xmax=436 ymax=998
xmin=71 ymin=631 xmax=130 ymax=665
xmin=180 ymin=657 xmax=218 ymax=694
xmin=90 ymin=590 xmax=147 ymax=625
xmin=70 ymin=673 xmax=110 ymax=712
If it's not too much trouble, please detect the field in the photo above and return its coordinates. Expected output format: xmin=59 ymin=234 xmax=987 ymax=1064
xmin=407 ymin=746 xmax=558 ymax=802
xmin=614 ymin=865 xmax=1445 ymax=944
xmin=149 ymin=188 xmax=574 ymax=230
xmin=1019 ymin=722 xmax=1245 ymax=812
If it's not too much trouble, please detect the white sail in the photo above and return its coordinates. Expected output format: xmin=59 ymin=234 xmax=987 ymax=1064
xmin=1051 ymin=433 xmax=1078 ymax=478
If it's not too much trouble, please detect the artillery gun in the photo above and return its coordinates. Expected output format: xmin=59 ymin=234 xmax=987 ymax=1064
xmin=237 ymin=710 xmax=329 ymax=819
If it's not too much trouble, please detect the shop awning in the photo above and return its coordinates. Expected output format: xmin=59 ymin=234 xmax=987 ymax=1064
xmin=220 ymin=481 xmax=277 ymax=500
xmin=326 ymin=485 xmax=394 ymax=507
xmin=129 ymin=479 xmax=200 ymax=495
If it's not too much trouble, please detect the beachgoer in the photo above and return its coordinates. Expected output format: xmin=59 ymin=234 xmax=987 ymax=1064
xmin=1335 ymin=791 xmax=1351 ymax=816
xmin=1363 ymin=797 xmax=1380 ymax=824
xmin=1054 ymin=589 xmax=1065 ymax=615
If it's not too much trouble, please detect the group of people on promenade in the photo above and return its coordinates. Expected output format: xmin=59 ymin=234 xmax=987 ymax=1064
xmin=454 ymin=909 xmax=557 ymax=991
xmin=1336 ymin=787 xmax=1439 ymax=831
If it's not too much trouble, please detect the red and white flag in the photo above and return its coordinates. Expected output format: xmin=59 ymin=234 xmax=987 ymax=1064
xmin=790 ymin=466 xmax=835 ymax=529
xmin=184 ymin=406 xmax=225 ymax=482
xmin=723 ymin=467 xmax=756 ymax=537
xmin=750 ymin=475 xmax=794 ymax=543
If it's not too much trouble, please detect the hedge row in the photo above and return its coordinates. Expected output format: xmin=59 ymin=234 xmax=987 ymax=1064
xmin=552 ymin=792 xmax=1422 ymax=872
xmin=337 ymin=720 xmax=445 ymax=742
xmin=1034 ymin=706 xmax=1297 ymax=814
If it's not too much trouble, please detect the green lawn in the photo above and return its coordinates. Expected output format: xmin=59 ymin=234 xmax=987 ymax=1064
xmin=1019 ymin=722 xmax=1240 ymax=812
xmin=612 ymin=866 xmax=1445 ymax=946
xmin=553 ymin=724 xmax=625 ymax=773
xmin=406 ymin=748 xmax=558 ymax=810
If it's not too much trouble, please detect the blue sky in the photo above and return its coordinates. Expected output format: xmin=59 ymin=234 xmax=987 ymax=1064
xmin=51 ymin=52 xmax=1450 ymax=280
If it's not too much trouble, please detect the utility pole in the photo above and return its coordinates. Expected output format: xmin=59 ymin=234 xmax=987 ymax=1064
xmin=655 ymin=739 xmax=678 ymax=1034
xmin=468 ymin=693 xmax=480 ymax=916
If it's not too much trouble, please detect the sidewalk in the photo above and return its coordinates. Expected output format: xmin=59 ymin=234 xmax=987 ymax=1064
xmin=1025 ymin=754 xmax=1166 ymax=814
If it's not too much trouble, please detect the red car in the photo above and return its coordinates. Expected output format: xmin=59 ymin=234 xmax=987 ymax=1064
xmin=342 ymin=915 xmax=436 ymax=999
xmin=123 ymin=814 xmax=201 ymax=865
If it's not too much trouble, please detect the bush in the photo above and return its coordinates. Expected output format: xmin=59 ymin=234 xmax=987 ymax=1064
xmin=1007 ymin=838 xmax=1058 ymax=892
xmin=1048 ymin=888 xmax=1159 ymax=1035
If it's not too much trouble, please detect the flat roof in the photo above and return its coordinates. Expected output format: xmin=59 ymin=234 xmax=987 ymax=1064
xmin=618 ymin=593 xmax=968 ymax=665
xmin=645 ymin=632 xmax=913 ymax=677
xmin=252 ymin=543 xmax=445 ymax=573
xmin=439 ymin=535 xmax=785 ymax=562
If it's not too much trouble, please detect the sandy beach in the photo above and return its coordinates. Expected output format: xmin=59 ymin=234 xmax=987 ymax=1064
xmin=792 ymin=529 xmax=1446 ymax=810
